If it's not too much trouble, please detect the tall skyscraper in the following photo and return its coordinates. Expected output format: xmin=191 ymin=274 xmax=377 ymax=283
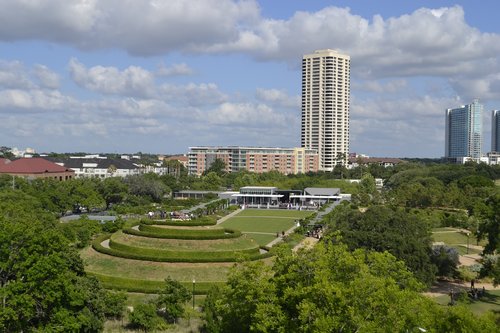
xmin=301 ymin=49 xmax=350 ymax=171
xmin=492 ymin=110 xmax=500 ymax=152
xmin=445 ymin=99 xmax=483 ymax=160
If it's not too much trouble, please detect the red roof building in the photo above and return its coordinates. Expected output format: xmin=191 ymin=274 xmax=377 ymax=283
xmin=0 ymin=158 xmax=75 ymax=181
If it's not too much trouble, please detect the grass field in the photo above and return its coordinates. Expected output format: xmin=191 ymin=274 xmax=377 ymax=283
xmin=241 ymin=233 xmax=276 ymax=246
xmin=432 ymin=229 xmax=486 ymax=247
xmin=81 ymin=247 xmax=233 ymax=282
xmin=111 ymin=231 xmax=258 ymax=251
xmin=433 ymin=289 xmax=500 ymax=315
xmin=219 ymin=209 xmax=313 ymax=245
xmin=222 ymin=216 xmax=297 ymax=233
xmin=236 ymin=209 xmax=313 ymax=218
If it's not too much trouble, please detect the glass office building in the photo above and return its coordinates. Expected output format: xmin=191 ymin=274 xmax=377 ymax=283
xmin=493 ymin=110 xmax=500 ymax=152
xmin=445 ymin=99 xmax=483 ymax=159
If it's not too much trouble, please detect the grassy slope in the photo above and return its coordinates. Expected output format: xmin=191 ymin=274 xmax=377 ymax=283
xmin=111 ymin=231 xmax=258 ymax=251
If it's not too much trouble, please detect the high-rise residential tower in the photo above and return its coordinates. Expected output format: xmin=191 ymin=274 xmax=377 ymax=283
xmin=492 ymin=110 xmax=500 ymax=152
xmin=445 ymin=99 xmax=483 ymax=160
xmin=301 ymin=49 xmax=350 ymax=171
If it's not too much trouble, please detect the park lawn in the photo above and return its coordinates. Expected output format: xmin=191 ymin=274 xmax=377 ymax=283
xmin=111 ymin=231 xmax=258 ymax=251
xmin=433 ymin=290 xmax=500 ymax=315
xmin=221 ymin=216 xmax=297 ymax=233
xmin=236 ymin=209 xmax=313 ymax=218
xmin=242 ymin=233 xmax=276 ymax=246
xmin=452 ymin=245 xmax=482 ymax=255
xmin=81 ymin=247 xmax=232 ymax=282
xmin=432 ymin=227 xmax=459 ymax=232
xmin=431 ymin=230 xmax=486 ymax=246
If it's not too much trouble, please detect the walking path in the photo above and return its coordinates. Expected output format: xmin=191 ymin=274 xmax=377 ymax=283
xmin=265 ymin=223 xmax=301 ymax=247
xmin=216 ymin=209 xmax=242 ymax=225
xmin=181 ymin=198 xmax=222 ymax=214
xmin=423 ymin=280 xmax=500 ymax=298
xmin=100 ymin=239 xmax=111 ymax=248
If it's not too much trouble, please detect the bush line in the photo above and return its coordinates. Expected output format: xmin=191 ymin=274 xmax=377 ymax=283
xmin=88 ymin=272 xmax=224 ymax=294
xmin=141 ymin=217 xmax=217 ymax=226
xmin=108 ymin=237 xmax=260 ymax=261
xmin=123 ymin=226 xmax=242 ymax=240
xmin=92 ymin=235 xmax=272 ymax=263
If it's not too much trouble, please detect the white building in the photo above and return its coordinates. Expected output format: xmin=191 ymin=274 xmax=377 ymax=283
xmin=47 ymin=157 xmax=142 ymax=178
xmin=301 ymin=49 xmax=351 ymax=171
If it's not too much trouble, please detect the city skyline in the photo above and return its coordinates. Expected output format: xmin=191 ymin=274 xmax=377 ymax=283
xmin=1 ymin=1 xmax=500 ymax=157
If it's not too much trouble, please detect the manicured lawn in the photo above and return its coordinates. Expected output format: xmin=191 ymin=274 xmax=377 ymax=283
xmin=237 ymin=209 xmax=313 ymax=218
xmin=431 ymin=230 xmax=485 ymax=246
xmin=111 ymin=231 xmax=258 ymax=251
xmin=81 ymin=247 xmax=232 ymax=282
xmin=433 ymin=290 xmax=500 ymax=315
xmin=242 ymin=233 xmax=276 ymax=246
xmin=221 ymin=216 xmax=297 ymax=233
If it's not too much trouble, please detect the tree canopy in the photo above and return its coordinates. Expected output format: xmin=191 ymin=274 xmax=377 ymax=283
xmin=204 ymin=240 xmax=497 ymax=332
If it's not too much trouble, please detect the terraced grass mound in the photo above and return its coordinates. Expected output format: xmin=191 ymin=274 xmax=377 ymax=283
xmin=93 ymin=234 xmax=268 ymax=263
xmin=112 ymin=230 xmax=259 ymax=251
xmin=81 ymin=247 xmax=231 ymax=293
xmin=84 ymin=209 xmax=312 ymax=294
xmin=123 ymin=224 xmax=242 ymax=240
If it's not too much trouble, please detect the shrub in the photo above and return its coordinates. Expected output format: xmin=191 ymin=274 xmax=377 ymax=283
xmin=88 ymin=272 xmax=224 ymax=294
xmin=123 ymin=226 xmax=242 ymax=240
xmin=108 ymin=237 xmax=260 ymax=261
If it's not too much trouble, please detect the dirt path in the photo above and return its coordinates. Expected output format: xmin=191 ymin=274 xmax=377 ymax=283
xmin=293 ymin=237 xmax=319 ymax=252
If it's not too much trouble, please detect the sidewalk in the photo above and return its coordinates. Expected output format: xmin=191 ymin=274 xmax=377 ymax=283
xmin=216 ymin=209 xmax=242 ymax=225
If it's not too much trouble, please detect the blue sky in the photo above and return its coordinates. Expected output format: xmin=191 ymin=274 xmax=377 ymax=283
xmin=1 ymin=0 xmax=500 ymax=157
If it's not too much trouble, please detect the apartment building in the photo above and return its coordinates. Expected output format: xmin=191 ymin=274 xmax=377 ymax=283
xmin=188 ymin=146 xmax=319 ymax=176
xmin=301 ymin=49 xmax=351 ymax=171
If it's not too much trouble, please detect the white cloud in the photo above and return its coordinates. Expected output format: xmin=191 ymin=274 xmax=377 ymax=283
xmin=68 ymin=58 xmax=156 ymax=97
xmin=0 ymin=89 xmax=77 ymax=112
xmin=205 ymin=102 xmax=291 ymax=127
xmin=353 ymin=79 xmax=407 ymax=94
xmin=159 ymin=83 xmax=227 ymax=106
xmin=157 ymin=63 xmax=194 ymax=77
xmin=255 ymin=88 xmax=299 ymax=108
xmin=0 ymin=60 xmax=33 ymax=89
xmin=33 ymin=64 xmax=60 ymax=89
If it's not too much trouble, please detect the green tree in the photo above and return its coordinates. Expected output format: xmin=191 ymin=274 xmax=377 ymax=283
xmin=155 ymin=277 xmax=191 ymax=323
xmin=0 ymin=190 xmax=108 ymax=332
xmin=204 ymin=158 xmax=227 ymax=176
xmin=103 ymin=291 xmax=127 ymax=320
xmin=326 ymin=205 xmax=437 ymax=285
xmin=204 ymin=240 xmax=497 ymax=332
xmin=98 ymin=177 xmax=128 ymax=209
xmin=128 ymin=302 xmax=163 ymax=332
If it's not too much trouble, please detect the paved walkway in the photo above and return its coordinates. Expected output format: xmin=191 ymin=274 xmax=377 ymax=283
xmin=265 ymin=223 xmax=301 ymax=247
xmin=181 ymin=199 xmax=223 ymax=214
xmin=100 ymin=239 xmax=111 ymax=248
xmin=216 ymin=209 xmax=242 ymax=225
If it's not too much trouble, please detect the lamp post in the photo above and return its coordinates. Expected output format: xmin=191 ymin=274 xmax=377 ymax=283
xmin=466 ymin=232 xmax=470 ymax=254
xmin=192 ymin=278 xmax=196 ymax=309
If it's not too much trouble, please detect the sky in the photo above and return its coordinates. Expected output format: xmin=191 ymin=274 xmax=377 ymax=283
xmin=1 ymin=0 xmax=500 ymax=157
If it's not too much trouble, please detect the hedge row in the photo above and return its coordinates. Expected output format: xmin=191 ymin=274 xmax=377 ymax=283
xmin=88 ymin=272 xmax=224 ymax=294
xmin=123 ymin=226 xmax=242 ymax=240
xmin=108 ymin=237 xmax=260 ymax=261
xmin=141 ymin=217 xmax=217 ymax=226
xmin=92 ymin=236 xmax=271 ymax=263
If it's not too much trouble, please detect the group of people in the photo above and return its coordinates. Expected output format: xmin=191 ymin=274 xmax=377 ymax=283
xmin=448 ymin=279 xmax=487 ymax=305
